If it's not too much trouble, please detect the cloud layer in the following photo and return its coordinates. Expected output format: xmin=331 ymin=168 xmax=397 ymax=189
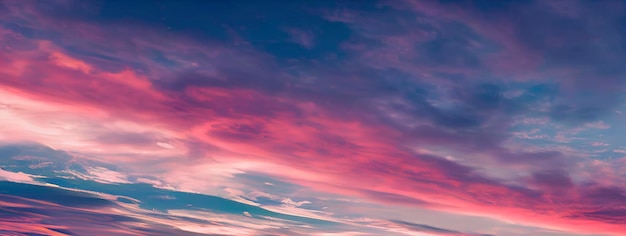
xmin=2 ymin=0 xmax=626 ymax=235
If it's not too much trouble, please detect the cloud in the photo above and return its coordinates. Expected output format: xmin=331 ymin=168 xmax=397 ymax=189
xmin=0 ymin=181 xmax=296 ymax=236
xmin=2 ymin=1 xmax=626 ymax=235
xmin=0 ymin=168 xmax=37 ymax=183
xmin=388 ymin=220 xmax=482 ymax=236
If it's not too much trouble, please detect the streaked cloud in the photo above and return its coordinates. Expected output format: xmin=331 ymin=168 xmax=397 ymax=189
xmin=1 ymin=0 xmax=626 ymax=235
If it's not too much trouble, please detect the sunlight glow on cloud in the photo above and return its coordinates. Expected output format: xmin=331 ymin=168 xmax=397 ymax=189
xmin=2 ymin=0 xmax=626 ymax=235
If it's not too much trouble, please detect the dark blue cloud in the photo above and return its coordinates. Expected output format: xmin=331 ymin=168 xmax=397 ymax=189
xmin=390 ymin=219 xmax=494 ymax=236
xmin=0 ymin=181 xmax=113 ymax=207
xmin=0 ymin=183 xmax=216 ymax=236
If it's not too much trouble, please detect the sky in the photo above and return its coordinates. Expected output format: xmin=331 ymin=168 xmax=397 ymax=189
xmin=1 ymin=0 xmax=626 ymax=235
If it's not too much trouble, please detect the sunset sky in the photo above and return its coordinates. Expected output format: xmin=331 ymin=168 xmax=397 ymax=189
xmin=1 ymin=0 xmax=626 ymax=235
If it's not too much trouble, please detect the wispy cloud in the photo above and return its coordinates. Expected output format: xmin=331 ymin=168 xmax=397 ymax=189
xmin=1 ymin=0 xmax=626 ymax=235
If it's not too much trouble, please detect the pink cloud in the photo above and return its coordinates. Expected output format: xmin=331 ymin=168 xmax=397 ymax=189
xmin=0 ymin=34 xmax=621 ymax=235
xmin=0 ymin=33 xmax=621 ymax=235
xmin=0 ymin=168 xmax=37 ymax=183
xmin=1 ymin=2 xmax=626 ymax=235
